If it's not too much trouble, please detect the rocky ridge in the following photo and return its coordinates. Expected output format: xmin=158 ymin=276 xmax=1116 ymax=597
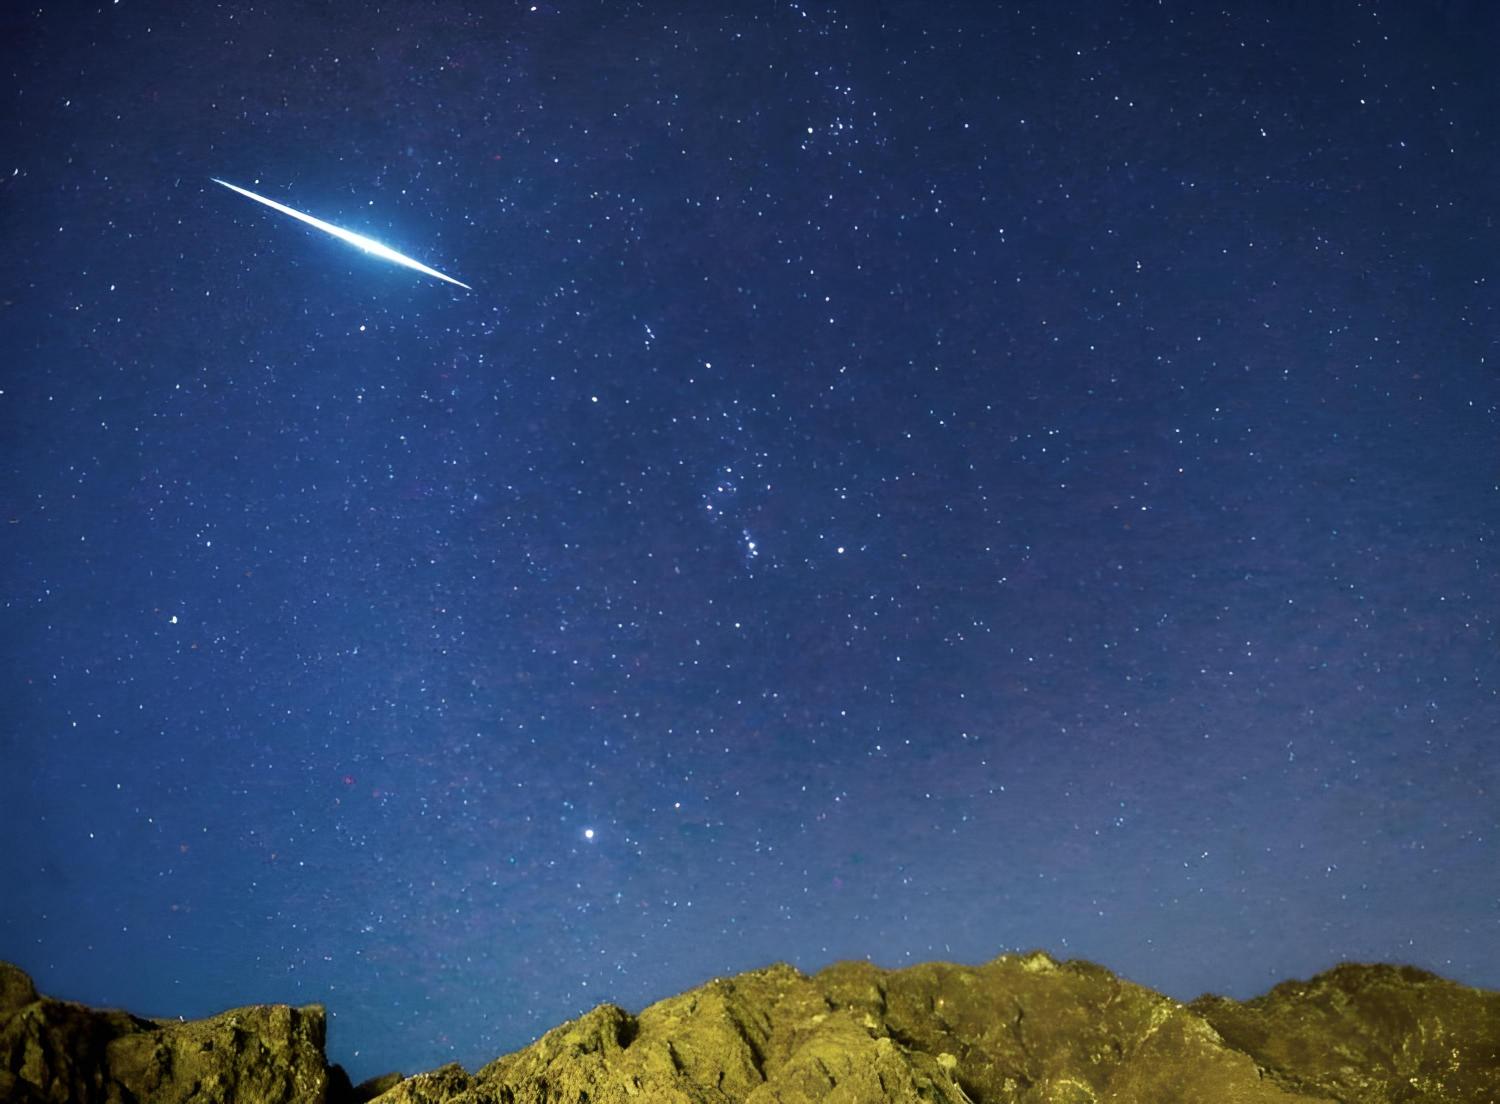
xmin=1 ymin=951 xmax=1495 ymax=1103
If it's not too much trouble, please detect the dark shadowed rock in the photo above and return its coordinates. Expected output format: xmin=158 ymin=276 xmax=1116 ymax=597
xmin=1 ymin=952 xmax=1495 ymax=1103
xmin=0 ymin=970 xmax=154 ymax=1104
xmin=0 ymin=962 xmax=40 ymax=1014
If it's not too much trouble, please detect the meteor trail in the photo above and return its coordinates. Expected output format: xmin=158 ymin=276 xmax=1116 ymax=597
xmin=211 ymin=178 xmax=472 ymax=290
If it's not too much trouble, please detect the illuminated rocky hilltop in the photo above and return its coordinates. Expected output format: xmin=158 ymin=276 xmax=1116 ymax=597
xmin=2 ymin=951 xmax=1496 ymax=1102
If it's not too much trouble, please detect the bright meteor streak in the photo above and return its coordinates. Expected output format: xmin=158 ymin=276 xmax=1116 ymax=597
xmin=211 ymin=178 xmax=472 ymax=291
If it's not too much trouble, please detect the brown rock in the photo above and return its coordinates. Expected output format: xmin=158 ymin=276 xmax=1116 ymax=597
xmin=3 ymin=952 xmax=1496 ymax=1104
xmin=358 ymin=1061 xmax=475 ymax=1103
xmin=457 ymin=951 xmax=1498 ymax=1104
xmin=1190 ymin=961 xmax=1500 ymax=1102
xmin=0 ymin=983 xmax=151 ymax=1103
xmin=351 ymin=1069 xmax=410 ymax=1102
xmin=811 ymin=953 xmax=1309 ymax=1103
xmin=0 ymin=962 xmax=40 ymax=1014
xmin=0 ymin=966 xmax=334 ymax=1104
xmin=103 ymin=1001 xmax=334 ymax=1104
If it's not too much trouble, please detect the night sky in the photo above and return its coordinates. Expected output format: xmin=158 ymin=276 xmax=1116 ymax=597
xmin=3 ymin=0 xmax=1497 ymax=1086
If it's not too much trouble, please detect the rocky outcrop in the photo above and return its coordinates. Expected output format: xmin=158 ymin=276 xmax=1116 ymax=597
xmin=451 ymin=952 xmax=1498 ymax=1104
xmin=1 ymin=952 xmax=1495 ymax=1103
xmin=0 ymin=960 xmax=336 ymax=1104
xmin=1189 ymin=961 xmax=1500 ymax=1101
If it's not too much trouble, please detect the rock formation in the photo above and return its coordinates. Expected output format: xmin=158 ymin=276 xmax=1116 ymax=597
xmin=1 ymin=951 xmax=1495 ymax=1103
xmin=0 ymin=959 xmax=334 ymax=1103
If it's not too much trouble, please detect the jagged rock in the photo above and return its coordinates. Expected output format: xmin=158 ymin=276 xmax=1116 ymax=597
xmin=351 ymin=1069 xmax=409 ymax=1102
xmin=363 ymin=1061 xmax=475 ymax=1103
xmin=1 ymin=952 xmax=1496 ymax=1103
xmin=0 ymin=962 xmax=155 ymax=1104
xmin=0 ymin=962 xmax=40 ymax=1014
xmin=449 ymin=951 xmax=1500 ymax=1104
xmin=103 ymin=1001 xmax=333 ymax=1104
xmin=460 ymin=954 xmax=1307 ymax=1103
xmin=0 ymin=961 xmax=334 ymax=1104
xmin=1190 ymin=961 xmax=1500 ymax=1102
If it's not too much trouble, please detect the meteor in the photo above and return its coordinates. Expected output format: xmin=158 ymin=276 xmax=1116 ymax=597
xmin=211 ymin=178 xmax=472 ymax=290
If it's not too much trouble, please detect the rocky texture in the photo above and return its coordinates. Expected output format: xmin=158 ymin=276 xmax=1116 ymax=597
xmin=0 ymin=960 xmax=334 ymax=1104
xmin=1 ymin=952 xmax=1495 ymax=1104
xmin=1189 ymin=962 xmax=1500 ymax=1101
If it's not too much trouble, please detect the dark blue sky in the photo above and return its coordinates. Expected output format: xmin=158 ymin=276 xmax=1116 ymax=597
xmin=3 ymin=0 xmax=1496 ymax=1085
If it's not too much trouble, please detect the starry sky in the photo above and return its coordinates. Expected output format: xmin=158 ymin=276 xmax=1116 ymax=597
xmin=3 ymin=0 xmax=1497 ymax=1085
